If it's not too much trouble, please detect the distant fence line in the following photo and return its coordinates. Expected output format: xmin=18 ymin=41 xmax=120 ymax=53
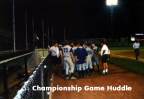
xmin=0 ymin=52 xmax=33 ymax=64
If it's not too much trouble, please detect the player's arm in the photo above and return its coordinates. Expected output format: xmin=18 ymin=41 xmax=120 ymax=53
xmin=59 ymin=47 xmax=63 ymax=59
xmin=70 ymin=48 xmax=75 ymax=63
xmin=100 ymin=45 xmax=105 ymax=56
xmin=133 ymin=43 xmax=135 ymax=49
xmin=73 ymin=49 xmax=78 ymax=62
xmin=48 ymin=47 xmax=52 ymax=56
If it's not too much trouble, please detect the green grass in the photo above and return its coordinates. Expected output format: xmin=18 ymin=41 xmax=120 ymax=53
xmin=110 ymin=57 xmax=144 ymax=74
xmin=110 ymin=47 xmax=133 ymax=50
xmin=110 ymin=47 xmax=144 ymax=50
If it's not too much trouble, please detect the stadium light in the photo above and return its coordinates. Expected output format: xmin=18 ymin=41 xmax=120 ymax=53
xmin=131 ymin=37 xmax=135 ymax=42
xmin=25 ymin=9 xmax=28 ymax=50
xmin=12 ymin=0 xmax=16 ymax=52
xmin=106 ymin=0 xmax=118 ymax=6
xmin=106 ymin=0 xmax=118 ymax=36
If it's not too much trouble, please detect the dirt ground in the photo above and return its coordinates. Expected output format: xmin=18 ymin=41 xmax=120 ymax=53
xmin=52 ymin=64 xmax=144 ymax=99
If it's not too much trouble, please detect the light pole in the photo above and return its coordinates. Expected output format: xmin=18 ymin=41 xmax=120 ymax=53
xmin=51 ymin=26 xmax=54 ymax=40
xmin=106 ymin=0 xmax=118 ymax=36
xmin=32 ymin=17 xmax=35 ymax=49
xmin=47 ymin=26 xmax=50 ymax=46
xmin=64 ymin=27 xmax=66 ymax=41
xmin=42 ymin=19 xmax=45 ymax=49
xmin=12 ymin=0 xmax=16 ymax=52
xmin=42 ymin=19 xmax=45 ymax=57
xmin=25 ymin=9 xmax=28 ymax=50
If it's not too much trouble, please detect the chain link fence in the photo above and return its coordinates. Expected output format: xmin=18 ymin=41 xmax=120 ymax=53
xmin=14 ymin=56 xmax=51 ymax=99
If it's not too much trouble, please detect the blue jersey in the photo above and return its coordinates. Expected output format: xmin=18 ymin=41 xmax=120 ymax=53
xmin=74 ymin=47 xmax=88 ymax=64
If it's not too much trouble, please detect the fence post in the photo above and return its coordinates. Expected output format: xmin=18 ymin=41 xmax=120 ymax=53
xmin=41 ymin=65 xmax=45 ymax=99
xmin=44 ymin=64 xmax=49 ymax=98
xmin=24 ymin=56 xmax=28 ymax=77
xmin=3 ymin=64 xmax=9 ymax=99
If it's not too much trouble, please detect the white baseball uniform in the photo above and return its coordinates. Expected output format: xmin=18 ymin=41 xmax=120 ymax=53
xmin=62 ymin=45 xmax=75 ymax=75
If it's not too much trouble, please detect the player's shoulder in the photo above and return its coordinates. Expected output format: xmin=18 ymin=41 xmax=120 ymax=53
xmin=103 ymin=44 xmax=108 ymax=48
xmin=63 ymin=45 xmax=69 ymax=47
xmin=64 ymin=45 xmax=72 ymax=49
xmin=76 ymin=47 xmax=81 ymax=51
xmin=50 ymin=46 xmax=55 ymax=49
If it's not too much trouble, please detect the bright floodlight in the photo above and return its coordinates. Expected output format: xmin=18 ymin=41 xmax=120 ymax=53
xmin=106 ymin=0 xmax=118 ymax=6
xmin=131 ymin=37 xmax=135 ymax=42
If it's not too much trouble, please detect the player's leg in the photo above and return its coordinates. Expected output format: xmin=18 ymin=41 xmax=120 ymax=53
xmin=62 ymin=58 xmax=66 ymax=75
xmin=136 ymin=49 xmax=140 ymax=60
xmin=68 ymin=57 xmax=77 ymax=79
xmin=89 ymin=56 xmax=93 ymax=73
xmin=135 ymin=49 xmax=138 ymax=60
xmin=104 ymin=55 xmax=109 ymax=74
xmin=102 ymin=55 xmax=106 ymax=75
xmin=103 ymin=63 xmax=106 ymax=75
xmin=86 ymin=56 xmax=92 ymax=74
xmin=81 ymin=63 xmax=86 ymax=78
xmin=84 ymin=62 xmax=89 ymax=77
xmin=78 ymin=64 xmax=83 ymax=78
xmin=64 ymin=59 xmax=70 ymax=79
xmin=76 ymin=64 xmax=80 ymax=78
xmin=93 ymin=61 xmax=97 ymax=72
xmin=105 ymin=63 xmax=109 ymax=74
xmin=92 ymin=56 xmax=98 ymax=72
xmin=96 ymin=56 xmax=100 ymax=72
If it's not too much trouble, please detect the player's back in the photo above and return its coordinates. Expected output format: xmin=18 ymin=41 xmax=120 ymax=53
xmin=62 ymin=45 xmax=72 ymax=57
xmin=75 ymin=47 xmax=88 ymax=64
xmin=86 ymin=47 xmax=93 ymax=55
xmin=72 ymin=46 xmax=77 ymax=53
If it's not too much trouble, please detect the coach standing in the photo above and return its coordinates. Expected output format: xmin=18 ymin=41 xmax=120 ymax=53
xmin=48 ymin=41 xmax=61 ymax=74
xmin=100 ymin=39 xmax=110 ymax=75
xmin=133 ymin=40 xmax=140 ymax=60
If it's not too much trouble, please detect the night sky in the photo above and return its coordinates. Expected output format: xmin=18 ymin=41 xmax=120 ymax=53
xmin=0 ymin=0 xmax=144 ymax=49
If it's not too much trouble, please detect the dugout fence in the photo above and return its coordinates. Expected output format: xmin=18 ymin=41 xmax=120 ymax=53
xmin=14 ymin=54 xmax=52 ymax=99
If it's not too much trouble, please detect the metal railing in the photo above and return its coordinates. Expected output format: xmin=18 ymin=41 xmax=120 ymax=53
xmin=13 ymin=55 xmax=51 ymax=99
xmin=0 ymin=51 xmax=33 ymax=99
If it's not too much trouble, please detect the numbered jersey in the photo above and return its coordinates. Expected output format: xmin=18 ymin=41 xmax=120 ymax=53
xmin=62 ymin=45 xmax=72 ymax=57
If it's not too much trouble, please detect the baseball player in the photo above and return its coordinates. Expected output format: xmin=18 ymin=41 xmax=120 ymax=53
xmin=92 ymin=43 xmax=100 ymax=72
xmin=61 ymin=41 xmax=76 ymax=80
xmin=74 ymin=42 xmax=88 ymax=78
xmin=133 ymin=40 xmax=140 ymax=60
xmin=85 ymin=43 xmax=93 ymax=75
xmin=48 ymin=41 xmax=60 ymax=74
xmin=100 ymin=40 xmax=110 ymax=75
xmin=48 ymin=41 xmax=60 ymax=65
xmin=71 ymin=42 xmax=78 ymax=72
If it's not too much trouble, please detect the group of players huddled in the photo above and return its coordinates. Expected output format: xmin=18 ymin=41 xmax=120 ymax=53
xmin=48 ymin=39 xmax=110 ymax=80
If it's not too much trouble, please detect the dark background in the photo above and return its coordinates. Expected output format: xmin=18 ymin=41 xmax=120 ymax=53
xmin=0 ymin=0 xmax=144 ymax=50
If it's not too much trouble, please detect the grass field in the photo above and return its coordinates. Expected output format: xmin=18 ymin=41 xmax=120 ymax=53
xmin=110 ymin=46 xmax=144 ymax=50
xmin=111 ymin=49 xmax=144 ymax=59
xmin=110 ymin=48 xmax=144 ymax=74
xmin=110 ymin=57 xmax=144 ymax=74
